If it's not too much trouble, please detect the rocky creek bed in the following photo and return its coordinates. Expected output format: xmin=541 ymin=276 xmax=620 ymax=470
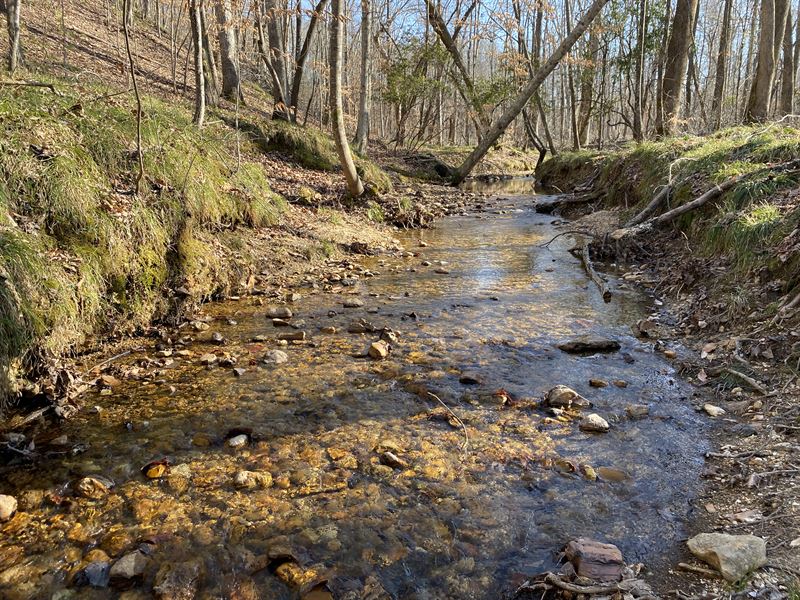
xmin=0 ymin=194 xmax=714 ymax=599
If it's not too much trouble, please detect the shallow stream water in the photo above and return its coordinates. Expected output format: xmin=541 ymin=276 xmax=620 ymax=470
xmin=0 ymin=192 xmax=707 ymax=599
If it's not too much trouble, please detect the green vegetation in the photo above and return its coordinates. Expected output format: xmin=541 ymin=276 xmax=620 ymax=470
xmin=537 ymin=125 xmax=800 ymax=277
xmin=0 ymin=80 xmax=287 ymax=402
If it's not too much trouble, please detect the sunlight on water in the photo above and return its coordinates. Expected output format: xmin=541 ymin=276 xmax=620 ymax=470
xmin=0 ymin=194 xmax=706 ymax=599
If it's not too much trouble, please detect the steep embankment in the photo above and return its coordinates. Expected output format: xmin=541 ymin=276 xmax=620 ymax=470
xmin=0 ymin=79 xmax=399 ymax=411
xmin=537 ymin=126 xmax=800 ymax=322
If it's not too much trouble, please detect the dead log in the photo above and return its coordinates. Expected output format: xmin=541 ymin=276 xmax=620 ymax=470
xmin=625 ymin=183 xmax=672 ymax=226
xmin=570 ymin=238 xmax=612 ymax=302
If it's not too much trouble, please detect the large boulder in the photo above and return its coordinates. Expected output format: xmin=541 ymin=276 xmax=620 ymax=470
xmin=687 ymin=533 xmax=767 ymax=582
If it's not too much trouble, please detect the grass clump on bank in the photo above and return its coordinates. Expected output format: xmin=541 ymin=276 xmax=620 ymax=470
xmin=536 ymin=126 xmax=800 ymax=281
xmin=0 ymin=79 xmax=286 ymax=407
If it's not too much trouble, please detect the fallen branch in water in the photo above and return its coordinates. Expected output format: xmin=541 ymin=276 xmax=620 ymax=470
xmin=427 ymin=391 xmax=469 ymax=454
xmin=514 ymin=573 xmax=622 ymax=597
xmin=538 ymin=229 xmax=594 ymax=248
xmin=570 ymin=238 xmax=612 ymax=302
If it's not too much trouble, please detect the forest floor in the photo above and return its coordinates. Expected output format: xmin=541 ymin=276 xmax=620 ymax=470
xmin=537 ymin=140 xmax=800 ymax=596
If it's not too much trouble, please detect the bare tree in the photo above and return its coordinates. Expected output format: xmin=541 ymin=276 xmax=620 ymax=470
xmin=779 ymin=5 xmax=795 ymax=115
xmin=123 ymin=0 xmax=145 ymax=193
xmin=190 ymin=0 xmax=206 ymax=126
xmin=452 ymin=0 xmax=611 ymax=184
xmin=711 ymin=0 xmax=733 ymax=129
xmin=330 ymin=0 xmax=364 ymax=196
xmin=353 ymin=0 xmax=371 ymax=152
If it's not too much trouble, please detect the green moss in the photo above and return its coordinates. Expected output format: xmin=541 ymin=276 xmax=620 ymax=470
xmin=538 ymin=125 xmax=800 ymax=277
xmin=0 ymin=78 xmax=288 ymax=406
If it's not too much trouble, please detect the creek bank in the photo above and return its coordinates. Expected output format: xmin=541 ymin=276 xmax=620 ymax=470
xmin=535 ymin=138 xmax=800 ymax=593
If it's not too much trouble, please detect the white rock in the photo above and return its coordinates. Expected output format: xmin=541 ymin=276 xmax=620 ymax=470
xmin=579 ymin=413 xmax=610 ymax=433
xmin=227 ymin=434 xmax=248 ymax=448
xmin=368 ymin=340 xmax=390 ymax=359
xmin=0 ymin=495 xmax=17 ymax=522
xmin=263 ymin=350 xmax=288 ymax=364
xmin=687 ymin=533 xmax=767 ymax=582
xmin=703 ymin=404 xmax=726 ymax=417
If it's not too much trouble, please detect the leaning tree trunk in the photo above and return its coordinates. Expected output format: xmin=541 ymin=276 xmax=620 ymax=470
xmin=214 ymin=0 xmax=241 ymax=101
xmin=330 ymin=0 xmax=364 ymax=196
xmin=353 ymin=0 xmax=372 ymax=152
xmin=657 ymin=0 xmax=699 ymax=136
xmin=190 ymin=0 xmax=206 ymax=126
xmin=451 ymin=0 xmax=611 ymax=185
xmin=711 ymin=0 xmax=733 ymax=129
xmin=6 ymin=0 xmax=22 ymax=73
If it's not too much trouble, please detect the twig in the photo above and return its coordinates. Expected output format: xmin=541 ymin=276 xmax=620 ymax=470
xmin=538 ymin=229 xmax=594 ymax=248
xmin=723 ymin=367 xmax=769 ymax=395
xmin=0 ymin=80 xmax=63 ymax=95
xmin=81 ymin=350 xmax=132 ymax=377
xmin=765 ymin=562 xmax=800 ymax=579
xmin=427 ymin=391 xmax=469 ymax=454
xmin=677 ymin=562 xmax=720 ymax=578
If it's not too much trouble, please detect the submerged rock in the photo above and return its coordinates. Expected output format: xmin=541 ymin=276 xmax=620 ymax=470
xmin=342 ymin=298 xmax=364 ymax=308
xmin=267 ymin=306 xmax=293 ymax=319
xmin=545 ymin=385 xmax=590 ymax=409
xmin=263 ymin=349 xmax=289 ymax=364
xmin=109 ymin=550 xmax=149 ymax=581
xmin=75 ymin=476 xmax=114 ymax=499
xmin=579 ymin=413 xmax=610 ymax=433
xmin=626 ymin=404 xmax=650 ymax=419
xmin=227 ymin=435 xmax=248 ymax=449
xmin=233 ymin=470 xmax=273 ymax=489
xmin=0 ymin=495 xmax=17 ymax=522
xmin=557 ymin=337 xmax=621 ymax=354
xmin=687 ymin=533 xmax=767 ymax=582
xmin=563 ymin=538 xmax=624 ymax=581
xmin=154 ymin=560 xmax=201 ymax=600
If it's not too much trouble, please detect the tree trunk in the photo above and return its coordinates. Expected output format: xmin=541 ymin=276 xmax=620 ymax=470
xmin=633 ymin=0 xmax=648 ymax=141
xmin=657 ymin=0 xmax=699 ymax=136
xmin=423 ymin=0 xmax=491 ymax=131
xmin=288 ymin=0 xmax=328 ymax=120
xmin=711 ymin=0 xmax=733 ymax=129
xmin=745 ymin=0 xmax=791 ymax=122
xmin=779 ymin=5 xmax=795 ymax=114
xmin=577 ymin=25 xmax=599 ymax=146
xmin=214 ymin=0 xmax=241 ymax=101
xmin=452 ymin=0 xmax=611 ymax=184
xmin=200 ymin=5 xmax=220 ymax=106
xmin=330 ymin=0 xmax=364 ymax=196
xmin=265 ymin=0 xmax=290 ymax=111
xmin=190 ymin=0 xmax=206 ymax=126
xmin=353 ymin=0 xmax=371 ymax=152
xmin=6 ymin=0 xmax=22 ymax=73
